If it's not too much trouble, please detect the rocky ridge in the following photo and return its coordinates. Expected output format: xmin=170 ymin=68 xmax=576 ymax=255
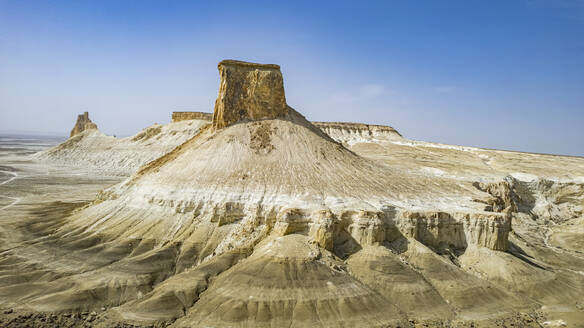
xmin=35 ymin=119 xmax=208 ymax=175
xmin=313 ymin=121 xmax=403 ymax=145
xmin=171 ymin=111 xmax=212 ymax=122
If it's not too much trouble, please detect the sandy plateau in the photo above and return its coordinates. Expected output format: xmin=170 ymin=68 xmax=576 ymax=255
xmin=1 ymin=60 xmax=584 ymax=328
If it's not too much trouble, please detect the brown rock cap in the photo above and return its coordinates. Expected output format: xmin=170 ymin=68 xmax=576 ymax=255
xmin=212 ymin=60 xmax=288 ymax=129
xmin=171 ymin=111 xmax=213 ymax=122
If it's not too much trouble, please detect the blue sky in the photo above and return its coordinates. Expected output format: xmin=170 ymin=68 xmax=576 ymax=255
xmin=1 ymin=0 xmax=583 ymax=155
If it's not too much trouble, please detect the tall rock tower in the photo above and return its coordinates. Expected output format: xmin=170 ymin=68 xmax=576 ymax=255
xmin=70 ymin=112 xmax=98 ymax=137
xmin=212 ymin=60 xmax=289 ymax=129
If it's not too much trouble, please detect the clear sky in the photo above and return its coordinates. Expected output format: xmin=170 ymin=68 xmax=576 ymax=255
xmin=1 ymin=0 xmax=583 ymax=156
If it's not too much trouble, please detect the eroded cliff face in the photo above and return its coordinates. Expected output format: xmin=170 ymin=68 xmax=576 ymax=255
xmin=398 ymin=211 xmax=511 ymax=251
xmin=212 ymin=60 xmax=288 ymax=129
xmin=313 ymin=122 xmax=403 ymax=144
xmin=70 ymin=112 xmax=98 ymax=137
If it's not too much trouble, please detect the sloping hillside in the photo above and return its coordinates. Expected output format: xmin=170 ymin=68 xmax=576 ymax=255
xmin=35 ymin=119 xmax=209 ymax=175
xmin=0 ymin=60 xmax=583 ymax=328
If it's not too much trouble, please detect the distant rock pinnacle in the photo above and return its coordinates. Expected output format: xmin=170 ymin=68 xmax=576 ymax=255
xmin=212 ymin=60 xmax=289 ymax=129
xmin=70 ymin=112 xmax=98 ymax=137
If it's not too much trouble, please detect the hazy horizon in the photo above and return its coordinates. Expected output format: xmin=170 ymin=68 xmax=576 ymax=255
xmin=1 ymin=1 xmax=583 ymax=156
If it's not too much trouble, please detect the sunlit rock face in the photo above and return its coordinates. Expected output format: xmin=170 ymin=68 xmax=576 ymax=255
xmin=397 ymin=211 xmax=511 ymax=252
xmin=70 ymin=112 xmax=98 ymax=137
xmin=212 ymin=60 xmax=288 ymax=129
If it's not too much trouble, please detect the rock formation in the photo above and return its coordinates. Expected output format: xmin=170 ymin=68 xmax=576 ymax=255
xmin=398 ymin=211 xmax=511 ymax=251
xmin=45 ymin=109 xmax=407 ymax=176
xmin=170 ymin=110 xmax=405 ymax=145
xmin=171 ymin=111 xmax=213 ymax=122
xmin=212 ymin=60 xmax=288 ymax=129
xmin=313 ymin=121 xmax=403 ymax=144
xmin=69 ymin=112 xmax=98 ymax=137
xmin=38 ymin=118 xmax=209 ymax=175
xmin=5 ymin=60 xmax=584 ymax=327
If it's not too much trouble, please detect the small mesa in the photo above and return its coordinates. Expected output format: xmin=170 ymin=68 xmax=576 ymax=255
xmin=171 ymin=111 xmax=213 ymax=122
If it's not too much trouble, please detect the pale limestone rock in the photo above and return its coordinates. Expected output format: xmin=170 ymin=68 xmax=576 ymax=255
xmin=273 ymin=208 xmax=309 ymax=236
xmin=398 ymin=211 xmax=511 ymax=251
xmin=18 ymin=59 xmax=584 ymax=328
xmin=37 ymin=119 xmax=209 ymax=175
xmin=345 ymin=210 xmax=386 ymax=246
xmin=313 ymin=122 xmax=403 ymax=145
xmin=308 ymin=209 xmax=337 ymax=250
xmin=473 ymin=180 xmax=517 ymax=213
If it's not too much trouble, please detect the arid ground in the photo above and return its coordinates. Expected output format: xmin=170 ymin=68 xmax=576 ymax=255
xmin=1 ymin=61 xmax=583 ymax=328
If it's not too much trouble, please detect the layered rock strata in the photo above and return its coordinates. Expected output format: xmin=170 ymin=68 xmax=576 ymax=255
xmin=313 ymin=121 xmax=403 ymax=144
xmin=67 ymin=60 xmax=512 ymax=261
xmin=45 ymin=61 xmax=518 ymax=262
xmin=168 ymin=111 xmax=406 ymax=144
xmin=473 ymin=180 xmax=517 ymax=213
xmin=397 ymin=211 xmax=511 ymax=251
xmin=9 ymin=60 xmax=581 ymax=328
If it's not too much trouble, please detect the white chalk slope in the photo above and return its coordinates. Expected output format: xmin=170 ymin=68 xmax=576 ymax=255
xmin=34 ymin=120 xmax=209 ymax=175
